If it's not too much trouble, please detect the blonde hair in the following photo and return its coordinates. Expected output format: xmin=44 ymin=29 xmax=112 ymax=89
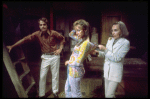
xmin=73 ymin=19 xmax=89 ymax=29
xmin=73 ymin=19 xmax=90 ymax=46
xmin=73 ymin=19 xmax=89 ymax=37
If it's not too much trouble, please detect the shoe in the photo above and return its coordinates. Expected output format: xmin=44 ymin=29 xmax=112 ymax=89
xmin=53 ymin=93 xmax=59 ymax=98
xmin=39 ymin=95 xmax=46 ymax=98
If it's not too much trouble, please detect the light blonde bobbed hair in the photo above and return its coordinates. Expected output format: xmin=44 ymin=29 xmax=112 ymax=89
xmin=111 ymin=21 xmax=129 ymax=37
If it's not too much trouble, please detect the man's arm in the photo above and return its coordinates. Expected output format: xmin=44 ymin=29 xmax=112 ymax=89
xmin=54 ymin=44 xmax=64 ymax=55
xmin=53 ymin=31 xmax=65 ymax=55
xmin=6 ymin=38 xmax=26 ymax=53
xmin=6 ymin=31 xmax=38 ymax=53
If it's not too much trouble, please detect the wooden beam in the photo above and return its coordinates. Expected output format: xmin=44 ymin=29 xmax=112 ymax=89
xmin=50 ymin=6 xmax=53 ymax=30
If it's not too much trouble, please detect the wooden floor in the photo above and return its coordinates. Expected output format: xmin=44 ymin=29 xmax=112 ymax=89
xmin=28 ymin=61 xmax=148 ymax=98
xmin=3 ymin=48 xmax=148 ymax=98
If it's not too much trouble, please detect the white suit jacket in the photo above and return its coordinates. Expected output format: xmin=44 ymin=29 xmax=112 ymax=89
xmin=98 ymin=37 xmax=130 ymax=82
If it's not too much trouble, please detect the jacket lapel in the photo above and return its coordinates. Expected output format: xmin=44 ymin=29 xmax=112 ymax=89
xmin=107 ymin=37 xmax=114 ymax=51
xmin=113 ymin=38 xmax=124 ymax=49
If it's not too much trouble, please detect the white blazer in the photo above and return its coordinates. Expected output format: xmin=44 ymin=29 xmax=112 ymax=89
xmin=98 ymin=37 xmax=130 ymax=82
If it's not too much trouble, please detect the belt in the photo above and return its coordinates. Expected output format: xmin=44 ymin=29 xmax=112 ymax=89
xmin=42 ymin=52 xmax=54 ymax=55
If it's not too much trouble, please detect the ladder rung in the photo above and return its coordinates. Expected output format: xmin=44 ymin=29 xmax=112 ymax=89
xmin=25 ymin=82 xmax=35 ymax=94
xmin=13 ymin=61 xmax=20 ymax=66
xmin=19 ymin=70 xmax=30 ymax=81
xmin=18 ymin=57 xmax=26 ymax=61
xmin=13 ymin=57 xmax=26 ymax=66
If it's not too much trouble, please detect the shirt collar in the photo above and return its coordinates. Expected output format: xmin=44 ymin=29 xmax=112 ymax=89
xmin=40 ymin=29 xmax=51 ymax=36
xmin=114 ymin=37 xmax=120 ymax=42
xmin=113 ymin=37 xmax=121 ymax=45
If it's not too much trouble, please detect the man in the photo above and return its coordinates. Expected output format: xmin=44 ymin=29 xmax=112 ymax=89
xmin=6 ymin=17 xmax=65 ymax=98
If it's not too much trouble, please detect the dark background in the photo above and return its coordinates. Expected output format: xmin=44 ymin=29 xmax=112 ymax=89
xmin=3 ymin=1 xmax=148 ymax=59
xmin=2 ymin=1 xmax=148 ymax=98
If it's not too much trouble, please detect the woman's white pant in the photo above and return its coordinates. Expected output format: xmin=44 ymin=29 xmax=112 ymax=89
xmin=39 ymin=54 xmax=60 ymax=97
xmin=104 ymin=78 xmax=118 ymax=98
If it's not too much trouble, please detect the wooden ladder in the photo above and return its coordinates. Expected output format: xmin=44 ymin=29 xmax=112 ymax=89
xmin=3 ymin=43 xmax=37 ymax=98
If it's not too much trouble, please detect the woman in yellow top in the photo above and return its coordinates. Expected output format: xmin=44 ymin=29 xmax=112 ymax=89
xmin=64 ymin=19 xmax=97 ymax=98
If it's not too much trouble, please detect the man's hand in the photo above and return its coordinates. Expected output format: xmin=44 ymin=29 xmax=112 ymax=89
xmin=65 ymin=60 xmax=69 ymax=66
xmin=6 ymin=46 xmax=13 ymax=53
xmin=54 ymin=49 xmax=62 ymax=55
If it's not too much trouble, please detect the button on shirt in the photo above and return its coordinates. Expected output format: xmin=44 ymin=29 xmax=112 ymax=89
xmin=23 ymin=29 xmax=65 ymax=53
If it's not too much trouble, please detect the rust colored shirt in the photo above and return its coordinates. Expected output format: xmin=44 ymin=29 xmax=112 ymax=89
xmin=23 ymin=29 xmax=65 ymax=53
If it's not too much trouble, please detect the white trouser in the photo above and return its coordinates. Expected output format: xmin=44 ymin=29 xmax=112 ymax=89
xmin=104 ymin=78 xmax=118 ymax=98
xmin=39 ymin=54 xmax=60 ymax=97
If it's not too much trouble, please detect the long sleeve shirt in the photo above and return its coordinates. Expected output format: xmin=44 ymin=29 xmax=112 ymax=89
xmin=23 ymin=29 xmax=65 ymax=53
xmin=68 ymin=30 xmax=97 ymax=78
xmin=68 ymin=30 xmax=96 ymax=66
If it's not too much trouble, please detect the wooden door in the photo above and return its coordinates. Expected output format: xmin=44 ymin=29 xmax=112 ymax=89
xmin=100 ymin=15 xmax=121 ymax=45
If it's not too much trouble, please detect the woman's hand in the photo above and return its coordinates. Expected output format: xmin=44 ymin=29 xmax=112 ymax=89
xmin=65 ymin=60 xmax=69 ymax=66
xmin=90 ymin=50 xmax=98 ymax=55
xmin=98 ymin=45 xmax=107 ymax=51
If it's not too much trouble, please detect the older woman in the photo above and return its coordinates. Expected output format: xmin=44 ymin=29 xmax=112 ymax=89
xmin=64 ymin=19 xmax=97 ymax=98
xmin=94 ymin=21 xmax=130 ymax=98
